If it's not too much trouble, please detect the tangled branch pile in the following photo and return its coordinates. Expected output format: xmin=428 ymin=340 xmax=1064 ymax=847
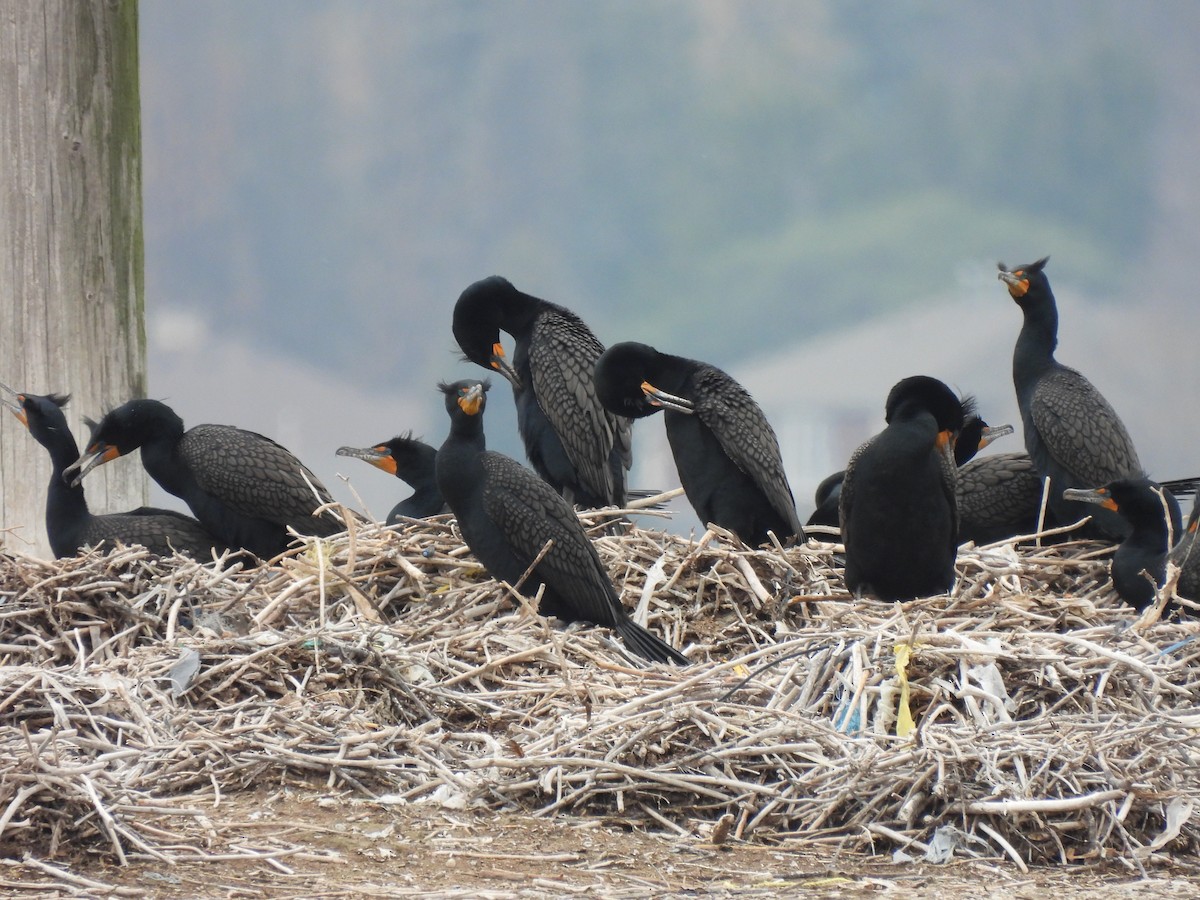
xmin=2 ymin=510 xmax=1199 ymax=873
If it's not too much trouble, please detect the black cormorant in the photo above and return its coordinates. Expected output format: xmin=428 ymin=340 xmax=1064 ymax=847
xmin=956 ymin=452 xmax=1047 ymax=545
xmin=808 ymin=414 xmax=1012 ymax=531
xmin=1 ymin=387 xmax=224 ymax=558
xmin=998 ymin=257 xmax=1158 ymax=540
xmin=840 ymin=376 xmax=969 ymax=600
xmin=64 ymin=399 xmax=342 ymax=559
xmin=337 ymin=434 xmax=446 ymax=523
xmin=452 ymin=276 xmax=632 ymax=508
xmin=1063 ymin=477 xmax=1185 ymax=610
xmin=593 ymin=341 xmax=802 ymax=546
xmin=434 ymin=379 xmax=687 ymax=665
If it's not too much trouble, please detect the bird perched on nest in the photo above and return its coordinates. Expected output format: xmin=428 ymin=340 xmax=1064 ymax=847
xmin=64 ymin=399 xmax=343 ymax=560
xmin=434 ymin=378 xmax=687 ymax=665
xmin=840 ymin=376 xmax=971 ymax=601
xmin=593 ymin=341 xmax=802 ymax=547
xmin=1063 ymin=477 xmax=1188 ymax=611
xmin=997 ymin=257 xmax=1168 ymax=541
xmin=809 ymin=414 xmax=1013 ymax=534
xmin=2 ymin=385 xmax=226 ymax=559
xmin=337 ymin=434 xmax=446 ymax=523
xmin=452 ymin=276 xmax=632 ymax=509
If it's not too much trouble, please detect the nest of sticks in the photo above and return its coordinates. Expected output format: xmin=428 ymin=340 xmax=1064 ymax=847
xmin=2 ymin=502 xmax=1199 ymax=875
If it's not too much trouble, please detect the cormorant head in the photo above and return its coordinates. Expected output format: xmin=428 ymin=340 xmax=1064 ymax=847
xmin=438 ymin=379 xmax=490 ymax=420
xmin=594 ymin=341 xmax=692 ymax=418
xmin=953 ymin=406 xmax=1012 ymax=466
xmin=885 ymin=375 xmax=967 ymax=456
xmin=15 ymin=392 xmax=71 ymax=441
xmin=997 ymin=257 xmax=1051 ymax=306
xmin=63 ymin=398 xmax=184 ymax=486
xmin=1063 ymin=476 xmax=1175 ymax=536
xmin=337 ymin=432 xmax=437 ymax=479
xmin=452 ymin=277 xmax=522 ymax=388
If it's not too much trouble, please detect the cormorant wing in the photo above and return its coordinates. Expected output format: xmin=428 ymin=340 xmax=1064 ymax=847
xmin=479 ymin=452 xmax=621 ymax=627
xmin=529 ymin=310 xmax=631 ymax=504
xmin=1030 ymin=367 xmax=1142 ymax=487
xmin=691 ymin=367 xmax=802 ymax=535
xmin=180 ymin=425 xmax=337 ymax=527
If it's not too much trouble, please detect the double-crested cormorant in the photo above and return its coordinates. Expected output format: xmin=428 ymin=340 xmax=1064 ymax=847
xmin=840 ymin=376 xmax=969 ymax=600
xmin=452 ymin=276 xmax=632 ymax=508
xmin=593 ymin=341 xmax=802 ymax=546
xmin=1 ymin=386 xmax=224 ymax=558
xmin=64 ymin=399 xmax=342 ymax=559
xmin=998 ymin=257 xmax=1158 ymax=541
xmin=434 ymin=379 xmax=687 ymax=665
xmin=808 ymin=414 xmax=1012 ymax=531
xmin=1063 ymin=477 xmax=1186 ymax=610
xmin=337 ymin=434 xmax=446 ymax=523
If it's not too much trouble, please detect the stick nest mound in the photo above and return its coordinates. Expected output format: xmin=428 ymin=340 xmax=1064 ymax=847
xmin=2 ymin=509 xmax=1199 ymax=872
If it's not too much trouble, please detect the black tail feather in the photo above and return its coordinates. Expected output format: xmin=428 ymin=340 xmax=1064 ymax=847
xmin=616 ymin=619 xmax=689 ymax=665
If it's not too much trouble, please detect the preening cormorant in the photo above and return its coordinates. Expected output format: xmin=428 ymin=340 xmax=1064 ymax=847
xmin=808 ymin=414 xmax=1012 ymax=531
xmin=337 ymin=434 xmax=446 ymax=523
xmin=1063 ymin=477 xmax=1185 ymax=610
xmin=1 ymin=386 xmax=224 ymax=559
xmin=840 ymin=376 xmax=969 ymax=600
xmin=64 ymin=399 xmax=342 ymax=559
xmin=452 ymin=276 xmax=632 ymax=508
xmin=593 ymin=341 xmax=802 ymax=546
xmin=998 ymin=257 xmax=1156 ymax=541
xmin=434 ymin=378 xmax=687 ymax=665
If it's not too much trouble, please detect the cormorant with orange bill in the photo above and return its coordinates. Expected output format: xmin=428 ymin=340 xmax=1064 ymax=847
xmin=64 ymin=399 xmax=342 ymax=559
xmin=840 ymin=376 xmax=970 ymax=600
xmin=593 ymin=341 xmax=802 ymax=547
xmin=452 ymin=276 xmax=632 ymax=508
xmin=808 ymin=414 xmax=1013 ymax=531
xmin=434 ymin=379 xmax=687 ymax=665
xmin=1 ymin=385 xmax=225 ymax=559
xmin=337 ymin=434 xmax=446 ymax=523
xmin=997 ymin=257 xmax=1169 ymax=541
xmin=1063 ymin=477 xmax=1187 ymax=610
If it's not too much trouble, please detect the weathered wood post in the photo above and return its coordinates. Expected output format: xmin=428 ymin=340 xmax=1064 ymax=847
xmin=0 ymin=0 xmax=146 ymax=558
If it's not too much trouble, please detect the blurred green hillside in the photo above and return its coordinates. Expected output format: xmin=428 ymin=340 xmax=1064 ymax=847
xmin=143 ymin=0 xmax=1182 ymax=376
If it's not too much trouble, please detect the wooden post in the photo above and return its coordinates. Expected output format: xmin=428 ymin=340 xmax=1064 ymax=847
xmin=0 ymin=0 xmax=146 ymax=559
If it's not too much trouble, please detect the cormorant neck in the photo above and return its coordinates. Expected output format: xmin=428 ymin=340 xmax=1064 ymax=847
xmin=500 ymin=290 xmax=541 ymax=337
xmin=1014 ymin=294 xmax=1059 ymax=389
xmin=40 ymin=426 xmax=91 ymax=555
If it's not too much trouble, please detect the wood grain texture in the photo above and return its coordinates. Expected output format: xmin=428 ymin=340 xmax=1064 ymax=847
xmin=0 ymin=0 xmax=146 ymax=558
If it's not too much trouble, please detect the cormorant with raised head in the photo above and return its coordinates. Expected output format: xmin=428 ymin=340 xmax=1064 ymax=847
xmin=593 ymin=341 xmax=802 ymax=547
xmin=435 ymin=379 xmax=687 ymax=665
xmin=2 ymin=386 xmax=225 ymax=559
xmin=64 ymin=399 xmax=342 ymax=559
xmin=452 ymin=276 xmax=632 ymax=508
xmin=840 ymin=376 xmax=970 ymax=600
xmin=337 ymin=434 xmax=446 ymax=523
xmin=998 ymin=257 xmax=1163 ymax=540
xmin=1063 ymin=477 xmax=1187 ymax=610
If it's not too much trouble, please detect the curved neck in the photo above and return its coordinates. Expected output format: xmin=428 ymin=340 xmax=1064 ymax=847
xmin=38 ymin=422 xmax=92 ymax=555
